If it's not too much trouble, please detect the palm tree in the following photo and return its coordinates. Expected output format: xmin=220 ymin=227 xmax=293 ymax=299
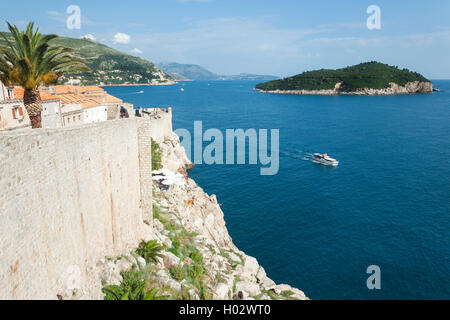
xmin=0 ymin=22 xmax=90 ymax=128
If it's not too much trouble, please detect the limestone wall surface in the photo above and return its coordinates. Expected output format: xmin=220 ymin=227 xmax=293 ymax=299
xmin=0 ymin=118 xmax=153 ymax=299
xmin=142 ymin=108 xmax=173 ymax=143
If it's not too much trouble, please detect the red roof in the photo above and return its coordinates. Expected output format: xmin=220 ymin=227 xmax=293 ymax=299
xmin=13 ymin=88 xmax=60 ymax=101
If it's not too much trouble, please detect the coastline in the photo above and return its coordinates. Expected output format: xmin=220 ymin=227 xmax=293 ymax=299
xmin=100 ymin=81 xmax=177 ymax=87
xmin=256 ymin=81 xmax=434 ymax=96
xmin=94 ymin=131 xmax=309 ymax=301
xmin=150 ymin=133 xmax=309 ymax=300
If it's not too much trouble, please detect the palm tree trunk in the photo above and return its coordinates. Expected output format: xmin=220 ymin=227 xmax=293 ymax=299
xmin=24 ymin=89 xmax=43 ymax=129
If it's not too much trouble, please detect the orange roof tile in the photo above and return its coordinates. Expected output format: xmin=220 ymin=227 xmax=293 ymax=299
xmin=78 ymin=86 xmax=104 ymax=93
xmin=14 ymin=85 xmax=124 ymax=108
xmin=105 ymin=94 xmax=122 ymax=103
xmin=13 ymin=88 xmax=60 ymax=101
xmin=81 ymin=101 xmax=101 ymax=109
xmin=52 ymin=85 xmax=77 ymax=94
xmin=56 ymin=92 xmax=101 ymax=109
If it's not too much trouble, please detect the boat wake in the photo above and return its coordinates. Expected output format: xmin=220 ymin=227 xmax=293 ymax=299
xmin=281 ymin=150 xmax=314 ymax=162
xmin=115 ymin=91 xmax=145 ymax=96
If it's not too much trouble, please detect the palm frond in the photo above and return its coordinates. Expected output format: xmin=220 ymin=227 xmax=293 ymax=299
xmin=0 ymin=21 xmax=90 ymax=89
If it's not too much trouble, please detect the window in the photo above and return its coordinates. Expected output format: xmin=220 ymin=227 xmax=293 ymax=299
xmin=78 ymin=115 xmax=81 ymax=120
xmin=12 ymin=107 xmax=24 ymax=120
xmin=7 ymin=88 xmax=14 ymax=100
xmin=67 ymin=117 xmax=70 ymax=123
xmin=73 ymin=116 xmax=76 ymax=122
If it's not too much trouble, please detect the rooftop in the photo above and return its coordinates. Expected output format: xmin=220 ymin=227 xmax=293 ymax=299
xmin=1 ymin=83 xmax=123 ymax=110
xmin=13 ymin=88 xmax=60 ymax=101
xmin=46 ymin=85 xmax=123 ymax=109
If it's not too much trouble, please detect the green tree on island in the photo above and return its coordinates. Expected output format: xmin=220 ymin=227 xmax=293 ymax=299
xmin=0 ymin=22 xmax=90 ymax=128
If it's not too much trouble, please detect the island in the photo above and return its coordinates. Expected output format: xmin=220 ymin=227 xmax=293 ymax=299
xmin=255 ymin=62 xmax=433 ymax=95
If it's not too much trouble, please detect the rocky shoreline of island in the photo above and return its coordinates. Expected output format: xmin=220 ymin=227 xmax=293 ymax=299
xmin=256 ymin=81 xmax=434 ymax=96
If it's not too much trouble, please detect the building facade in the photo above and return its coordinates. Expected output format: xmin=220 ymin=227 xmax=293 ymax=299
xmin=0 ymin=82 xmax=131 ymax=130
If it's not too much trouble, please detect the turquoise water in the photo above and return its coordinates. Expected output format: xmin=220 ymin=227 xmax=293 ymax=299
xmin=105 ymin=80 xmax=450 ymax=300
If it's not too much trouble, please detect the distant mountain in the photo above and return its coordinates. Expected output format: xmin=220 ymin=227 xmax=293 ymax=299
xmin=157 ymin=62 xmax=279 ymax=81
xmin=166 ymin=73 xmax=191 ymax=81
xmin=218 ymin=74 xmax=279 ymax=81
xmin=0 ymin=33 xmax=173 ymax=86
xmin=157 ymin=62 xmax=219 ymax=81
xmin=256 ymin=62 xmax=431 ymax=94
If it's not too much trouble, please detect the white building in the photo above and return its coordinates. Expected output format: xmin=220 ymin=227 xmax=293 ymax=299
xmin=41 ymin=99 xmax=63 ymax=129
xmin=60 ymin=103 xmax=108 ymax=126
xmin=83 ymin=105 xmax=108 ymax=124
xmin=1 ymin=82 xmax=130 ymax=130
xmin=0 ymin=81 xmax=14 ymax=101
xmin=61 ymin=104 xmax=84 ymax=127
xmin=65 ymin=79 xmax=81 ymax=85
xmin=0 ymin=82 xmax=62 ymax=131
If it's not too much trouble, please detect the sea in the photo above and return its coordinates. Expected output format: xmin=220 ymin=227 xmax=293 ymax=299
xmin=104 ymin=80 xmax=450 ymax=300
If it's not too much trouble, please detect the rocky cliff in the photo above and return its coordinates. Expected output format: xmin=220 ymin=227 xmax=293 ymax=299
xmin=95 ymin=132 xmax=308 ymax=301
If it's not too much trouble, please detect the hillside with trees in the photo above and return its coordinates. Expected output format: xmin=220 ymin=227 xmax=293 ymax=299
xmin=0 ymin=32 xmax=172 ymax=86
xmin=256 ymin=62 xmax=430 ymax=92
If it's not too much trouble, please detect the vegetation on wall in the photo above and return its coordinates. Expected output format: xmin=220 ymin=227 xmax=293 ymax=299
xmin=151 ymin=139 xmax=163 ymax=171
xmin=136 ymin=240 xmax=164 ymax=264
xmin=256 ymin=62 xmax=430 ymax=92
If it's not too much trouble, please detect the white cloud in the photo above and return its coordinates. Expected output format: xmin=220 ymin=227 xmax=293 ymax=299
xmin=131 ymin=48 xmax=143 ymax=54
xmin=82 ymin=34 xmax=96 ymax=41
xmin=46 ymin=10 xmax=66 ymax=23
xmin=114 ymin=32 xmax=131 ymax=44
xmin=133 ymin=18 xmax=324 ymax=75
xmin=47 ymin=10 xmax=63 ymax=16
xmin=130 ymin=18 xmax=450 ymax=78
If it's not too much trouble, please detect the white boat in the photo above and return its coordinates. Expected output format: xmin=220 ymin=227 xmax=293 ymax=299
xmin=312 ymin=153 xmax=339 ymax=166
xmin=180 ymin=88 xmax=185 ymax=92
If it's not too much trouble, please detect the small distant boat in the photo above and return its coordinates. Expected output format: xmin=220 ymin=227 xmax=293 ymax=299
xmin=138 ymin=90 xmax=144 ymax=94
xmin=180 ymin=88 xmax=185 ymax=92
xmin=312 ymin=154 xmax=339 ymax=166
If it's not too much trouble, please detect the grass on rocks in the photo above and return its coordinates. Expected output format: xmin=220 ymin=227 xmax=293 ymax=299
xmin=102 ymin=185 xmax=296 ymax=301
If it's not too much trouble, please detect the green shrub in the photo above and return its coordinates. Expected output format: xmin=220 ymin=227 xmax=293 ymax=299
xmin=281 ymin=290 xmax=294 ymax=298
xmin=102 ymin=269 xmax=168 ymax=300
xmin=103 ymin=269 xmax=146 ymax=300
xmin=151 ymin=139 xmax=163 ymax=171
xmin=135 ymin=240 xmax=164 ymax=264
xmin=170 ymin=265 xmax=186 ymax=281
xmin=189 ymin=249 xmax=204 ymax=265
xmin=188 ymin=263 xmax=204 ymax=281
xmin=172 ymin=285 xmax=192 ymax=300
xmin=153 ymin=204 xmax=165 ymax=223
xmin=200 ymin=284 xmax=211 ymax=300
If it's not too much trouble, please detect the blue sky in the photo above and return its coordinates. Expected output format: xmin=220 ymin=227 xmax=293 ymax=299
xmin=1 ymin=0 xmax=450 ymax=78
